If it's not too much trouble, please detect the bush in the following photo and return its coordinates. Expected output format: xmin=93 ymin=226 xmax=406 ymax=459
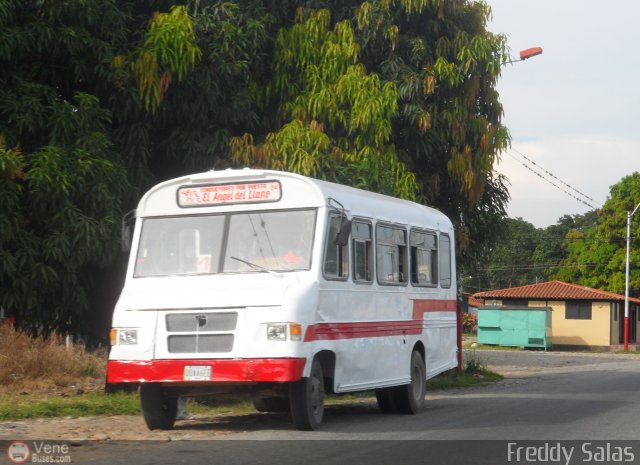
xmin=462 ymin=312 xmax=478 ymax=333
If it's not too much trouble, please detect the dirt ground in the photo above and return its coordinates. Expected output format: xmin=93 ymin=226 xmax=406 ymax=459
xmin=0 ymin=411 xmax=294 ymax=442
xmin=0 ymin=400 xmax=377 ymax=441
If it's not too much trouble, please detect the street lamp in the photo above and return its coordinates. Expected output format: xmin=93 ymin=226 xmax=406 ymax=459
xmin=624 ymin=201 xmax=640 ymax=351
xmin=504 ymin=47 xmax=543 ymax=64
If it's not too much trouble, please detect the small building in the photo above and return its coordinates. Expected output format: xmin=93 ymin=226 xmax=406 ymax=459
xmin=473 ymin=280 xmax=640 ymax=350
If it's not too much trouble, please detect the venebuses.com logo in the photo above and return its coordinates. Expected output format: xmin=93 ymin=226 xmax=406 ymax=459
xmin=6 ymin=441 xmax=71 ymax=464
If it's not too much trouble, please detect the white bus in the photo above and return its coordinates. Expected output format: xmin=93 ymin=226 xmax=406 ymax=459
xmin=107 ymin=169 xmax=459 ymax=430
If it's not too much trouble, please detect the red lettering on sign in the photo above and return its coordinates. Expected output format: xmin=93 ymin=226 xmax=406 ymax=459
xmin=177 ymin=181 xmax=281 ymax=207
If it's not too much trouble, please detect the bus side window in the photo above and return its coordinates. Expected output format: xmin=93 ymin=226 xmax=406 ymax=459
xmin=439 ymin=234 xmax=452 ymax=288
xmin=352 ymin=220 xmax=372 ymax=283
xmin=410 ymin=229 xmax=437 ymax=286
xmin=376 ymin=224 xmax=408 ymax=285
xmin=323 ymin=214 xmax=348 ymax=279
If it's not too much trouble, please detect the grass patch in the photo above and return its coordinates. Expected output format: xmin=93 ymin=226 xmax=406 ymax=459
xmin=427 ymin=350 xmax=503 ymax=390
xmin=0 ymin=391 xmax=140 ymax=421
xmin=427 ymin=368 xmax=503 ymax=390
xmin=187 ymin=399 xmax=256 ymax=415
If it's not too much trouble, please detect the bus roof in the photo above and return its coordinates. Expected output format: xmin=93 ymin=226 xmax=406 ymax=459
xmin=137 ymin=169 xmax=453 ymax=232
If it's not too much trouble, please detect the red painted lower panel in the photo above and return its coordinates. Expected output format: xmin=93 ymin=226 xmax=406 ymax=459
xmin=107 ymin=358 xmax=306 ymax=384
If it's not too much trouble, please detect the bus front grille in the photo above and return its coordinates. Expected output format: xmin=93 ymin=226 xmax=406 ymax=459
xmin=166 ymin=312 xmax=237 ymax=332
xmin=167 ymin=334 xmax=234 ymax=353
xmin=164 ymin=312 xmax=237 ymax=354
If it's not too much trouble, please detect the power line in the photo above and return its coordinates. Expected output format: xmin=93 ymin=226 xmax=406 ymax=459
xmin=502 ymin=150 xmax=599 ymax=210
xmin=473 ymin=258 xmax=640 ymax=272
xmin=510 ymin=147 xmax=599 ymax=206
xmin=478 ymin=263 xmax=604 ymax=271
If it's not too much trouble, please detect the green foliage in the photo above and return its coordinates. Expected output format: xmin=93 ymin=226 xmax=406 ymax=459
xmin=123 ymin=5 xmax=202 ymax=112
xmin=462 ymin=172 xmax=640 ymax=298
xmin=0 ymin=94 xmax=127 ymax=334
xmin=463 ymin=214 xmax=591 ymax=292
xmin=0 ymin=0 xmax=516 ymax=337
xmin=559 ymin=173 xmax=640 ymax=294
xmin=354 ymin=0 xmax=510 ymax=252
xmin=0 ymin=0 xmax=188 ymax=336
xmin=231 ymin=7 xmax=419 ymax=200
xmin=146 ymin=1 xmax=274 ymax=179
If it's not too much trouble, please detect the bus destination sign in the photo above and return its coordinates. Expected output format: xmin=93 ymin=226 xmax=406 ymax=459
xmin=177 ymin=181 xmax=281 ymax=207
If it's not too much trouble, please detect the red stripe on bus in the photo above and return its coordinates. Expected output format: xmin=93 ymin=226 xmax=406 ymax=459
xmin=412 ymin=299 xmax=458 ymax=319
xmin=304 ymin=299 xmax=457 ymax=342
xmin=107 ymin=358 xmax=306 ymax=384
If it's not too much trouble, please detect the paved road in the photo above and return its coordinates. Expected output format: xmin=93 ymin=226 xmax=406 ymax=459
xmin=223 ymin=349 xmax=640 ymax=440
xmin=25 ymin=351 xmax=640 ymax=464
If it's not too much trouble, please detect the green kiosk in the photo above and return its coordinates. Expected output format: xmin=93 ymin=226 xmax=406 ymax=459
xmin=477 ymin=306 xmax=552 ymax=349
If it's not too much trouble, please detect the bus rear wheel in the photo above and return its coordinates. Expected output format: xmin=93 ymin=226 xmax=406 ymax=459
xmin=393 ymin=350 xmax=426 ymax=414
xmin=140 ymin=383 xmax=177 ymax=430
xmin=289 ymin=358 xmax=325 ymax=430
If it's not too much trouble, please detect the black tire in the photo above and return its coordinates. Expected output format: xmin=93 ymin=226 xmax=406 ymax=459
xmin=393 ymin=350 xmax=426 ymax=414
xmin=140 ymin=383 xmax=177 ymax=430
xmin=253 ymin=396 xmax=290 ymax=413
xmin=375 ymin=388 xmax=398 ymax=414
xmin=289 ymin=358 xmax=325 ymax=430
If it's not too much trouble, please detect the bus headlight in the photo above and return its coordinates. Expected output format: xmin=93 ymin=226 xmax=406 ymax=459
xmin=110 ymin=328 xmax=138 ymax=346
xmin=267 ymin=323 xmax=302 ymax=341
xmin=267 ymin=324 xmax=287 ymax=341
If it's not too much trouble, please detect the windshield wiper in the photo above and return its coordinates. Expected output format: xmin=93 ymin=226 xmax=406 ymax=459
xmin=230 ymin=256 xmax=283 ymax=277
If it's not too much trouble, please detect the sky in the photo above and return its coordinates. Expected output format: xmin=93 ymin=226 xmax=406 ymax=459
xmin=486 ymin=0 xmax=640 ymax=228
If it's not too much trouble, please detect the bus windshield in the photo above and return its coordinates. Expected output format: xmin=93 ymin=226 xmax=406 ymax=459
xmin=134 ymin=209 xmax=316 ymax=277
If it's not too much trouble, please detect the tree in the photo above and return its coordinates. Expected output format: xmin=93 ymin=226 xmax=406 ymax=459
xmin=0 ymin=0 xmax=516 ymax=337
xmin=353 ymin=0 xmax=510 ymax=257
xmin=229 ymin=7 xmax=419 ymax=199
xmin=229 ymin=1 xmax=511 ymax=264
xmin=469 ymin=217 xmax=539 ymax=290
xmin=558 ymin=173 xmax=640 ymax=294
xmin=0 ymin=1 xmax=199 ymax=336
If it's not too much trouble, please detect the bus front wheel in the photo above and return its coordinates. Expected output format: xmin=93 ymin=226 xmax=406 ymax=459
xmin=289 ymin=358 xmax=325 ymax=430
xmin=140 ymin=383 xmax=177 ymax=430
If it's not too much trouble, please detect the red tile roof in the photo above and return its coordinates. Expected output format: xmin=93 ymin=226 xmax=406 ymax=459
xmin=467 ymin=296 xmax=484 ymax=308
xmin=473 ymin=280 xmax=640 ymax=304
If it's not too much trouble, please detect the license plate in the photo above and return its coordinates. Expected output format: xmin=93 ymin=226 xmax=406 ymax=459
xmin=184 ymin=365 xmax=212 ymax=381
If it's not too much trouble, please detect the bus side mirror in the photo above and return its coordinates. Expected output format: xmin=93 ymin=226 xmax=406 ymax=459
xmin=335 ymin=218 xmax=352 ymax=247
xmin=121 ymin=210 xmax=136 ymax=252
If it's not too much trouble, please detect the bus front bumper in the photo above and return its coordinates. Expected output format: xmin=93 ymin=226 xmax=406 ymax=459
xmin=107 ymin=358 xmax=307 ymax=384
